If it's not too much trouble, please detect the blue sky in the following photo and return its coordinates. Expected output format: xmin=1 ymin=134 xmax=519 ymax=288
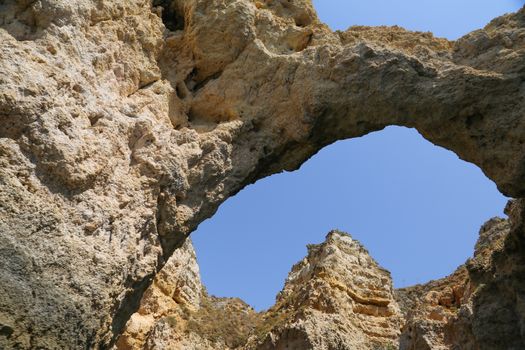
xmin=191 ymin=1 xmax=521 ymax=311
xmin=314 ymin=0 xmax=524 ymax=38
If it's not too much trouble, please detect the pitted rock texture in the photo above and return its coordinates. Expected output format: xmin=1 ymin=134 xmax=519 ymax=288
xmin=1 ymin=0 xmax=525 ymax=348
xmin=116 ymin=239 xmax=204 ymax=349
xmin=397 ymin=216 xmax=511 ymax=350
xmin=117 ymin=239 xmax=261 ymax=350
xmin=447 ymin=200 xmax=525 ymax=350
xmin=396 ymin=199 xmax=525 ymax=350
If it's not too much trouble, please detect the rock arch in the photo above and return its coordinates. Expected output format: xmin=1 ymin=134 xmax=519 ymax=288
xmin=0 ymin=0 xmax=524 ymax=348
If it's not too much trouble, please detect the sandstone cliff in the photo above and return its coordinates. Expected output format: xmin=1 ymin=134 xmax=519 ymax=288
xmin=117 ymin=239 xmax=261 ymax=350
xmin=1 ymin=0 xmax=524 ymax=348
xmin=247 ymin=231 xmax=402 ymax=350
xmin=119 ymin=231 xmax=403 ymax=350
xmin=119 ymin=211 xmax=518 ymax=350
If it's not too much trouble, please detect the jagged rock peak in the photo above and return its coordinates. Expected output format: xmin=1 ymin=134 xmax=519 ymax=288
xmin=121 ymin=213 xmax=521 ymax=350
xmin=248 ymin=230 xmax=402 ymax=350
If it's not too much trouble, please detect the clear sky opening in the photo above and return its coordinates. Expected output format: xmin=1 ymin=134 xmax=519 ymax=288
xmin=191 ymin=1 xmax=521 ymax=312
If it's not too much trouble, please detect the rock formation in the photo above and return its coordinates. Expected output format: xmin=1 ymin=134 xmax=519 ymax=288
xmin=397 ymin=200 xmax=525 ymax=350
xmin=120 ymin=231 xmax=403 ymax=350
xmin=119 ymin=211 xmax=519 ymax=350
xmin=117 ymin=239 xmax=261 ymax=350
xmin=0 ymin=0 xmax=524 ymax=348
xmin=246 ymin=231 xmax=403 ymax=350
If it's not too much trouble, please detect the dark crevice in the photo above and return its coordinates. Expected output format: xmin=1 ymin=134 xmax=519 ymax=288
xmin=184 ymin=68 xmax=198 ymax=91
xmin=192 ymin=70 xmax=224 ymax=93
xmin=155 ymin=188 xmax=188 ymax=259
xmin=466 ymin=113 xmax=484 ymax=129
xmin=107 ymin=272 xmax=156 ymax=349
xmin=294 ymin=14 xmax=312 ymax=28
xmin=175 ymin=81 xmax=189 ymax=99
xmin=88 ymin=113 xmax=103 ymax=127
xmin=0 ymin=325 xmax=14 ymax=338
xmin=187 ymin=107 xmax=196 ymax=123
xmin=138 ymin=79 xmax=159 ymax=91
xmin=153 ymin=0 xmax=185 ymax=32
xmin=184 ymin=67 xmax=225 ymax=93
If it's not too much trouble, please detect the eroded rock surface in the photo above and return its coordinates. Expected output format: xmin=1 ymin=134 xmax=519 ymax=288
xmin=397 ymin=200 xmax=525 ymax=350
xmin=1 ymin=0 xmax=524 ymax=348
xmin=120 ymin=231 xmax=403 ymax=350
xmin=246 ymin=231 xmax=402 ymax=350
xmin=121 ymin=209 xmax=522 ymax=350
xmin=117 ymin=239 xmax=261 ymax=350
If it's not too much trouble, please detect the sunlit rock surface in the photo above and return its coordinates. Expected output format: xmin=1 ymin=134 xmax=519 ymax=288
xmin=122 ymin=209 xmax=521 ymax=350
xmin=245 ymin=230 xmax=403 ymax=350
xmin=121 ymin=231 xmax=403 ymax=350
xmin=1 ymin=0 xmax=524 ymax=348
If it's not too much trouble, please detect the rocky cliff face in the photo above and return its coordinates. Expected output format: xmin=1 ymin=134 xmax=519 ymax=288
xmin=119 ymin=211 xmax=519 ymax=350
xmin=397 ymin=200 xmax=525 ymax=350
xmin=248 ymin=231 xmax=402 ymax=350
xmin=117 ymin=239 xmax=261 ymax=350
xmin=120 ymin=231 xmax=403 ymax=350
xmin=1 ymin=0 xmax=524 ymax=348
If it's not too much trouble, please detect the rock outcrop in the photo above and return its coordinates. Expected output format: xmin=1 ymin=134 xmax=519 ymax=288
xmin=397 ymin=217 xmax=510 ymax=349
xmin=117 ymin=239 xmax=261 ymax=350
xmin=116 ymin=239 xmax=204 ymax=349
xmin=120 ymin=231 xmax=403 ymax=350
xmin=123 ymin=209 xmax=524 ymax=350
xmin=247 ymin=231 xmax=402 ymax=350
xmin=1 ymin=0 xmax=524 ymax=348
xmin=397 ymin=200 xmax=525 ymax=350
xmin=120 ymin=209 xmax=520 ymax=350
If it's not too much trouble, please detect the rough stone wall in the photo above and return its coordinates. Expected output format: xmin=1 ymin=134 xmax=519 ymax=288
xmin=397 ymin=215 xmax=512 ymax=350
xmin=397 ymin=200 xmax=525 ymax=350
xmin=116 ymin=239 xmax=203 ymax=349
xmin=1 ymin=0 xmax=524 ymax=348
xmin=447 ymin=200 xmax=525 ymax=349
xmin=117 ymin=239 xmax=261 ymax=350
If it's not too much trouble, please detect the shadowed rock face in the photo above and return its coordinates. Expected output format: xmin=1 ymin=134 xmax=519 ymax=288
xmin=0 ymin=0 xmax=524 ymax=348
xmin=397 ymin=207 xmax=519 ymax=350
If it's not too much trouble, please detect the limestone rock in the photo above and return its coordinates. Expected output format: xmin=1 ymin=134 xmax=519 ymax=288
xmin=118 ymin=238 xmax=261 ymax=350
xmin=246 ymin=230 xmax=403 ymax=350
xmin=447 ymin=200 xmax=525 ymax=349
xmin=1 ymin=0 xmax=525 ymax=348
xmin=122 ymin=213 xmax=523 ymax=350
xmin=397 ymin=203 xmax=524 ymax=350
xmin=121 ymin=230 xmax=403 ymax=350
xmin=116 ymin=239 xmax=203 ymax=349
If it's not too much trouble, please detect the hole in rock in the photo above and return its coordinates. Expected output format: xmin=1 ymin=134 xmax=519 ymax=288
xmin=0 ymin=325 xmax=14 ymax=338
xmin=153 ymin=0 xmax=185 ymax=32
xmin=192 ymin=126 xmax=508 ymax=311
xmin=189 ymin=0 xmax=520 ymax=313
